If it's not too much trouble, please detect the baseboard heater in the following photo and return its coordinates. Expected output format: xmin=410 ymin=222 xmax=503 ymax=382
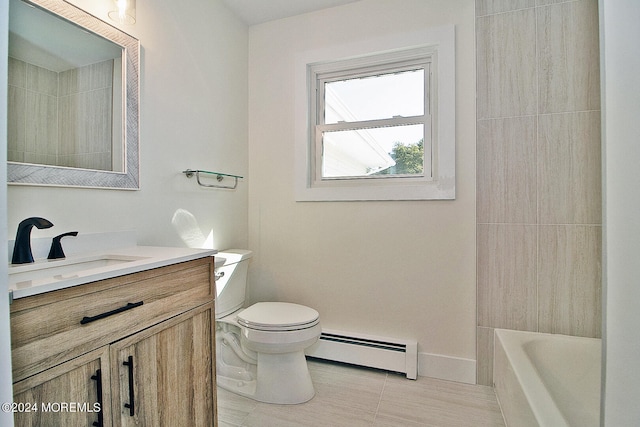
xmin=305 ymin=328 xmax=418 ymax=379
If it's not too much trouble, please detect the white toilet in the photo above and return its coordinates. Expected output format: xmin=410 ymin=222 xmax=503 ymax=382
xmin=214 ymin=250 xmax=321 ymax=404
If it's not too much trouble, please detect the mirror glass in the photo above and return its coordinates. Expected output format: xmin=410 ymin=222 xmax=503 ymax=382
xmin=7 ymin=0 xmax=140 ymax=189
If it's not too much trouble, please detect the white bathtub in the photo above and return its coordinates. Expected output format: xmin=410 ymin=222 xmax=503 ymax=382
xmin=493 ymin=329 xmax=601 ymax=427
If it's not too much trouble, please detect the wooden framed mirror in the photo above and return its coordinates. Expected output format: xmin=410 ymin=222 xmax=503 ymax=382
xmin=7 ymin=0 xmax=139 ymax=189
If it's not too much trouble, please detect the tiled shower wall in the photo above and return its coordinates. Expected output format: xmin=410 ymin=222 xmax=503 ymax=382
xmin=8 ymin=58 xmax=114 ymax=171
xmin=475 ymin=0 xmax=601 ymax=385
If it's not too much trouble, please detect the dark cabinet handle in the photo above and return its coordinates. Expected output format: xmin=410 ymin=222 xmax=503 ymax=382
xmin=80 ymin=301 xmax=144 ymax=325
xmin=91 ymin=369 xmax=104 ymax=427
xmin=123 ymin=355 xmax=135 ymax=416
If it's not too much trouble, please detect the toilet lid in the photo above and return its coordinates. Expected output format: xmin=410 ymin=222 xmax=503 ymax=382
xmin=237 ymin=302 xmax=319 ymax=331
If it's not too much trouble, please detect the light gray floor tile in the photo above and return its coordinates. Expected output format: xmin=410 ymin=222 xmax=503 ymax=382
xmin=217 ymin=387 xmax=257 ymax=426
xmin=216 ymin=359 xmax=506 ymax=427
xmin=376 ymin=375 xmax=505 ymax=426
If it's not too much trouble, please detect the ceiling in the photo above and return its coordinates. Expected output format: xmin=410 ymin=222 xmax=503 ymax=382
xmin=221 ymin=0 xmax=362 ymax=26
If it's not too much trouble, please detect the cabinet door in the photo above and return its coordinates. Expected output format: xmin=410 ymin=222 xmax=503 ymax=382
xmin=111 ymin=303 xmax=216 ymax=427
xmin=13 ymin=346 xmax=111 ymax=427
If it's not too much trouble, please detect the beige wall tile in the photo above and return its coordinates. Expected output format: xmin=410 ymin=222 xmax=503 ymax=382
xmin=538 ymin=225 xmax=602 ymax=337
xmin=58 ymin=68 xmax=79 ymax=97
xmin=12 ymin=59 xmax=115 ymax=170
xmin=476 ymin=0 xmax=535 ymax=17
xmin=59 ymin=87 xmax=112 ymax=170
xmin=537 ymin=0 xmax=600 ymax=113
xmin=476 ymin=0 xmax=603 ymax=382
xmin=476 ymin=326 xmax=495 ymax=386
xmin=12 ymin=61 xmax=60 ymax=162
xmin=8 ymin=57 xmax=27 ymax=88
xmin=88 ymin=60 xmax=114 ymax=91
xmin=7 ymin=86 xmax=26 ymax=154
xmin=7 ymin=151 xmax=25 ymax=163
xmin=57 ymin=95 xmax=76 ymax=156
xmin=59 ymin=59 xmax=113 ymax=96
xmin=26 ymin=64 xmax=58 ymax=97
xmin=477 ymin=224 xmax=537 ymax=330
xmin=25 ymin=92 xmax=57 ymax=156
xmin=23 ymin=152 xmax=57 ymax=166
xmin=477 ymin=9 xmax=537 ymax=119
xmin=477 ymin=116 xmax=537 ymax=223
xmin=537 ymin=0 xmax=576 ymax=6
xmin=538 ymin=111 xmax=602 ymax=224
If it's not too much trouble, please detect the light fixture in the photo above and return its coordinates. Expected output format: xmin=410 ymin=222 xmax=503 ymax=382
xmin=108 ymin=0 xmax=136 ymax=25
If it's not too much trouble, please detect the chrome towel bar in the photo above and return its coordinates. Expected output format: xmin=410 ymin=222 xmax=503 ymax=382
xmin=182 ymin=169 xmax=242 ymax=189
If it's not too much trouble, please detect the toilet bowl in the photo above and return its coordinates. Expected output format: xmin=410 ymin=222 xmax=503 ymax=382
xmin=214 ymin=250 xmax=321 ymax=404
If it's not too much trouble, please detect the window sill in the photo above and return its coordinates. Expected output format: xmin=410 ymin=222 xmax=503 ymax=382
xmin=294 ymin=177 xmax=455 ymax=201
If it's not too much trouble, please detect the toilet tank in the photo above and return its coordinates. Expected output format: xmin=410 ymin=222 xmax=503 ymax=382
xmin=214 ymin=249 xmax=253 ymax=318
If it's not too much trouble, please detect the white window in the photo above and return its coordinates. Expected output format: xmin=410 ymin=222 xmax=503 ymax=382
xmin=294 ymin=28 xmax=455 ymax=201
xmin=310 ymin=49 xmax=432 ymax=184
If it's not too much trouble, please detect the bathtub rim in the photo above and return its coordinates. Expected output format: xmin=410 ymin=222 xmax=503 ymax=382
xmin=493 ymin=329 xmax=601 ymax=427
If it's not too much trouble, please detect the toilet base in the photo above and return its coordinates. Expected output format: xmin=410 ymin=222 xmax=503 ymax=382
xmin=217 ymin=350 xmax=315 ymax=404
xmin=254 ymin=351 xmax=315 ymax=404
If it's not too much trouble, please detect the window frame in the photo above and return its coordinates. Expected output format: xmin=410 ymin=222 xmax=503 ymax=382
xmin=311 ymin=56 xmax=432 ymax=184
xmin=294 ymin=26 xmax=455 ymax=201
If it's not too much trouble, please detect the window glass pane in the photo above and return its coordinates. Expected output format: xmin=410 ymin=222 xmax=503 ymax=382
xmin=324 ymin=69 xmax=424 ymax=124
xmin=321 ymin=124 xmax=424 ymax=178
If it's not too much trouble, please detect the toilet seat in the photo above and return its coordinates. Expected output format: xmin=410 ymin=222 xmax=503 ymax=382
xmin=237 ymin=302 xmax=319 ymax=331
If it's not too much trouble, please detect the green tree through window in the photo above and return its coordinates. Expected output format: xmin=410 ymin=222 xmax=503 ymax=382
xmin=375 ymin=139 xmax=424 ymax=175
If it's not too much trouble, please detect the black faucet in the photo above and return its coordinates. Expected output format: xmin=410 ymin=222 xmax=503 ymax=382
xmin=11 ymin=217 xmax=54 ymax=264
xmin=48 ymin=231 xmax=78 ymax=260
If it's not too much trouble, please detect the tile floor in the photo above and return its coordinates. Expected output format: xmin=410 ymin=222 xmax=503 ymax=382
xmin=217 ymin=359 xmax=506 ymax=426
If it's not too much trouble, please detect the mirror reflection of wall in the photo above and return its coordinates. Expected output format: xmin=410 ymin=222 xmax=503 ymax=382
xmin=8 ymin=57 xmax=123 ymax=171
xmin=7 ymin=0 xmax=124 ymax=172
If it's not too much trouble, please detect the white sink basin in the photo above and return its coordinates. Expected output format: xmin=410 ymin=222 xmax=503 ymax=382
xmin=7 ymin=245 xmax=217 ymax=300
xmin=9 ymin=254 xmax=147 ymax=287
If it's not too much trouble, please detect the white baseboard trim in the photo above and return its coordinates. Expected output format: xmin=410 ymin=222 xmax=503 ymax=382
xmin=418 ymin=352 xmax=476 ymax=384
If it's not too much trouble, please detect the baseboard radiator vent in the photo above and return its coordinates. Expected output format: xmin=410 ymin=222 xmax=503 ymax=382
xmin=305 ymin=328 xmax=418 ymax=379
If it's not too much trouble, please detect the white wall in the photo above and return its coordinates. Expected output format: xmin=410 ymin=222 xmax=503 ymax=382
xmin=7 ymin=0 xmax=249 ymax=251
xmin=600 ymin=0 xmax=640 ymax=424
xmin=247 ymin=0 xmax=476 ymax=381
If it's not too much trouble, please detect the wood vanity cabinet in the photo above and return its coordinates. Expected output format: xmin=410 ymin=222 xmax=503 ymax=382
xmin=9 ymin=256 xmax=217 ymax=427
xmin=12 ymin=346 xmax=111 ymax=427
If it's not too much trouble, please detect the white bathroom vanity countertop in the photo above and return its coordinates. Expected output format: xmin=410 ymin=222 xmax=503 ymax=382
xmin=8 ymin=246 xmax=217 ymax=300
